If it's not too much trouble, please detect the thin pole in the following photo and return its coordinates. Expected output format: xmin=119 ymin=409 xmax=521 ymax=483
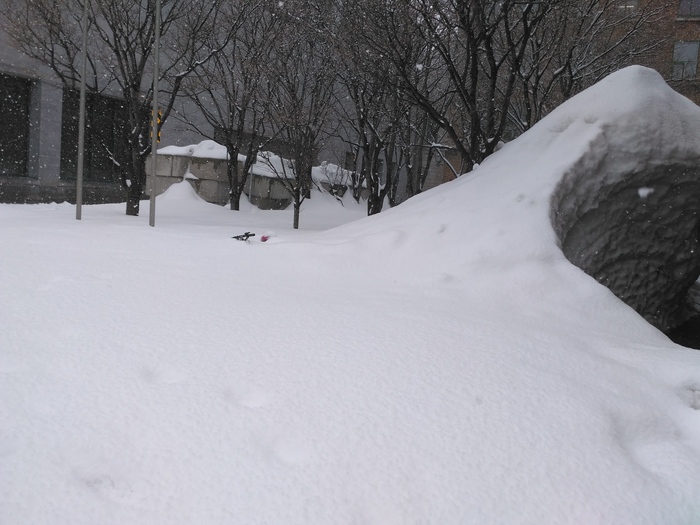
xmin=149 ymin=0 xmax=161 ymax=227
xmin=76 ymin=0 xmax=89 ymax=220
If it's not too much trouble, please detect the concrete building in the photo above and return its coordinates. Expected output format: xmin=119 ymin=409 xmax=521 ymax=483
xmin=0 ymin=26 xmax=202 ymax=205
xmin=0 ymin=28 xmax=69 ymax=203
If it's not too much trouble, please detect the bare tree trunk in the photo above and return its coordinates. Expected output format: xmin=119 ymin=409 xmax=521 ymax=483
xmin=368 ymin=193 xmax=383 ymax=216
xmin=124 ymin=154 xmax=146 ymax=216
xmin=293 ymin=185 xmax=301 ymax=230
xmin=227 ymin=153 xmax=241 ymax=211
xmin=126 ymin=184 xmax=141 ymax=216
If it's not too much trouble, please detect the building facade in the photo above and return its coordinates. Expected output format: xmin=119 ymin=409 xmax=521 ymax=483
xmin=640 ymin=0 xmax=700 ymax=104
xmin=0 ymin=27 xmax=202 ymax=205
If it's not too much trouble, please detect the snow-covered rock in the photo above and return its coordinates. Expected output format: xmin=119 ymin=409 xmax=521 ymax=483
xmin=548 ymin=67 xmax=700 ymax=333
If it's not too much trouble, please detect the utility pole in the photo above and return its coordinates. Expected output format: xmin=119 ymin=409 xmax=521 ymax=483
xmin=149 ymin=0 xmax=161 ymax=227
xmin=76 ymin=0 xmax=89 ymax=220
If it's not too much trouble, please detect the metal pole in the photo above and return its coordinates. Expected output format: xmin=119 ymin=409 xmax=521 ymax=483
xmin=149 ymin=0 xmax=161 ymax=227
xmin=76 ymin=0 xmax=89 ymax=220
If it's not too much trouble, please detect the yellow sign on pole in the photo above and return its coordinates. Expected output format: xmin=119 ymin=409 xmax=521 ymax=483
xmin=150 ymin=109 xmax=162 ymax=143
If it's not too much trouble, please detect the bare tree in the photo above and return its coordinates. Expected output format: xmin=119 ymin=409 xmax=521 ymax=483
xmin=399 ymin=105 xmax=451 ymax=200
xmin=361 ymin=0 xmax=556 ymax=172
xmin=179 ymin=0 xmax=284 ymax=211
xmin=334 ymin=46 xmax=401 ymax=214
xmin=3 ymin=0 xmax=223 ymax=215
xmin=261 ymin=0 xmax=338 ymax=229
xmin=509 ymin=0 xmax=667 ymax=134
xmin=334 ymin=0 xmax=450 ymax=212
xmin=353 ymin=0 xmax=664 ymax=175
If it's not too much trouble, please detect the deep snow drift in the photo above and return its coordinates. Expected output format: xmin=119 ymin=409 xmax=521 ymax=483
xmin=2 ymin=67 xmax=700 ymax=524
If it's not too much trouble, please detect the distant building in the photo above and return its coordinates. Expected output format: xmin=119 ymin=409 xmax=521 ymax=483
xmin=639 ymin=0 xmax=700 ymax=105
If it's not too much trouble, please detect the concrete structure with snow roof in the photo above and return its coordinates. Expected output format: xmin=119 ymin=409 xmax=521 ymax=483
xmin=148 ymin=141 xmax=358 ymax=210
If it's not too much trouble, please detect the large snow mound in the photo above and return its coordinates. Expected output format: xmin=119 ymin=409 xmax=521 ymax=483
xmin=547 ymin=68 xmax=700 ymax=334
xmin=2 ymin=66 xmax=700 ymax=524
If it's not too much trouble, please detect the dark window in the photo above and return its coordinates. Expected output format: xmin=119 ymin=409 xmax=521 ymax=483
xmin=344 ymin=151 xmax=355 ymax=171
xmin=673 ymin=41 xmax=700 ymax=80
xmin=60 ymin=90 xmax=128 ymax=182
xmin=679 ymin=0 xmax=700 ymax=17
xmin=0 ymin=74 xmax=31 ymax=177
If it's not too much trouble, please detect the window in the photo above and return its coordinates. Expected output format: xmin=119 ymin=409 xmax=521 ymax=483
xmin=673 ymin=41 xmax=700 ymax=80
xmin=344 ymin=151 xmax=355 ymax=171
xmin=60 ymin=90 xmax=128 ymax=182
xmin=0 ymin=74 xmax=31 ymax=177
xmin=679 ymin=0 xmax=700 ymax=17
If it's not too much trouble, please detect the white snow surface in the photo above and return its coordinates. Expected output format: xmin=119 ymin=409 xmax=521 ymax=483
xmin=3 ymin=67 xmax=700 ymax=524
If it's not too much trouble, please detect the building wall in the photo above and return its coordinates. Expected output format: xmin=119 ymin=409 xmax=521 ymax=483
xmin=0 ymin=30 xmax=131 ymax=204
xmin=641 ymin=1 xmax=700 ymax=104
xmin=0 ymin=29 xmax=67 ymax=202
xmin=0 ymin=26 xmax=208 ymax=204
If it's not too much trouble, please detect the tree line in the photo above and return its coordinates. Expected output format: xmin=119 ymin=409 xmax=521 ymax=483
xmin=1 ymin=0 xmax=664 ymax=227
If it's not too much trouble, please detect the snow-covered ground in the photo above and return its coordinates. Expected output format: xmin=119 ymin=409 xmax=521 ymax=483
xmin=2 ymin=67 xmax=700 ymax=524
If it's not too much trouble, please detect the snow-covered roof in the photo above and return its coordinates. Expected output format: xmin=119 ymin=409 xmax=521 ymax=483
xmin=158 ymin=140 xmax=352 ymax=185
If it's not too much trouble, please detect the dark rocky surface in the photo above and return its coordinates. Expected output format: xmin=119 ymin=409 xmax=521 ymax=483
xmin=552 ymin=163 xmax=700 ymax=348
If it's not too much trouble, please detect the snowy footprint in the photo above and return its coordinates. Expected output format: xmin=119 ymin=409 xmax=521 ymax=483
xmin=609 ymin=409 xmax=693 ymax=482
xmin=72 ymin=462 xmax=138 ymax=507
xmin=139 ymin=364 xmax=188 ymax=385
xmin=678 ymin=383 xmax=700 ymax=410
xmin=222 ymin=385 xmax=273 ymax=409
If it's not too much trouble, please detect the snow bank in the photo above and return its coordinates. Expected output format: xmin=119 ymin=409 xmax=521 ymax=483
xmin=2 ymin=67 xmax=700 ymax=525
